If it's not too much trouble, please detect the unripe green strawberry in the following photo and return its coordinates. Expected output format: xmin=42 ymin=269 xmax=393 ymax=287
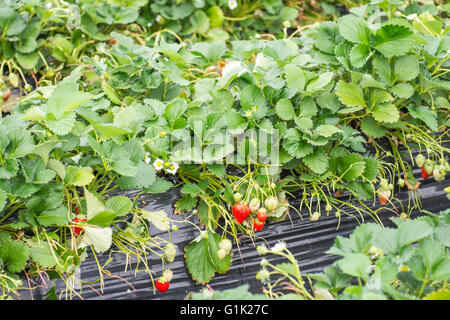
xmin=310 ymin=211 xmax=320 ymax=221
xmin=249 ymin=198 xmax=260 ymax=212
xmin=233 ymin=192 xmax=242 ymax=203
xmin=424 ymin=159 xmax=434 ymax=175
xmin=163 ymin=269 xmax=173 ymax=282
xmin=398 ymin=178 xmax=405 ymax=188
xmin=325 ymin=204 xmax=332 ymax=212
xmin=379 ymin=178 xmax=389 ymax=190
xmin=164 ymin=243 xmax=177 ymax=263
xmin=217 ymin=248 xmax=227 ymax=260
xmin=433 ymin=165 xmax=446 ymax=182
xmin=264 ymin=197 xmax=278 ymax=211
xmin=219 ymin=238 xmax=232 ymax=254
xmin=415 ymin=154 xmax=426 ymax=167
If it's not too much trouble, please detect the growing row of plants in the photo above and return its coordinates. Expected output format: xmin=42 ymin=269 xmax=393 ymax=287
xmin=0 ymin=0 xmax=364 ymax=103
xmin=188 ymin=191 xmax=450 ymax=300
xmin=0 ymin=0 xmax=448 ymax=298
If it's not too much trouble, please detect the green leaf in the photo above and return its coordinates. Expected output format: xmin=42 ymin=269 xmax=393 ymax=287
xmin=315 ymin=124 xmax=342 ymax=137
xmin=22 ymin=158 xmax=55 ymax=184
xmin=36 ymin=206 xmax=69 ymax=227
xmin=373 ymin=56 xmax=392 ymax=84
xmin=374 ymin=23 xmax=414 ymax=57
xmin=111 ymin=157 xmax=139 ymax=176
xmin=47 ymin=82 xmax=93 ymax=119
xmin=32 ymin=141 xmax=62 ymax=164
xmin=105 ymin=196 xmax=132 ymax=217
xmin=282 ymin=128 xmax=313 ymax=159
xmin=47 ymin=159 xmax=65 ymax=180
xmin=116 ymin=162 xmax=156 ymax=190
xmin=206 ymin=163 xmax=226 ymax=177
xmin=80 ymin=226 xmax=112 ymax=253
xmin=372 ymin=103 xmax=399 ymax=124
xmin=181 ymin=183 xmax=203 ymax=195
xmin=102 ymin=80 xmax=121 ymax=105
xmin=0 ymin=190 xmax=7 ymax=212
xmin=7 ymin=128 xmax=35 ymax=158
xmin=30 ymin=242 xmax=58 ymax=268
xmin=87 ymin=210 xmax=117 ymax=227
xmin=337 ymin=253 xmax=372 ymax=280
xmin=340 ymin=153 xmax=366 ymax=180
xmin=407 ymin=105 xmax=437 ymax=131
xmin=393 ymin=56 xmax=419 ymax=82
xmin=240 ymin=85 xmax=266 ymax=110
xmin=335 ymin=80 xmax=366 ymax=107
xmin=338 ymin=15 xmax=371 ymax=44
xmin=84 ymin=188 xmax=105 ymax=221
xmin=185 ymin=230 xmax=232 ymax=284
xmin=299 ymin=97 xmax=318 ymax=117
xmin=302 ymin=149 xmax=329 ymax=174
xmin=0 ymin=158 xmax=19 ymax=179
xmin=306 ymin=72 xmax=334 ymax=92
xmin=46 ymin=112 xmax=76 ymax=136
xmin=0 ymin=241 xmax=29 ymax=273
xmin=350 ymin=43 xmax=372 ymax=68
xmin=362 ymin=157 xmax=379 ymax=180
xmin=144 ymin=178 xmax=174 ymax=194
xmin=284 ymin=64 xmax=306 ymax=91
xmin=64 ymin=166 xmax=94 ymax=186
xmin=275 ymin=99 xmax=296 ymax=121
xmin=361 ymin=116 xmax=387 ymax=138
xmin=15 ymin=52 xmax=39 ymax=69
xmin=398 ymin=220 xmax=433 ymax=247
xmin=141 ymin=209 xmax=170 ymax=231
xmin=391 ymin=83 xmax=414 ymax=98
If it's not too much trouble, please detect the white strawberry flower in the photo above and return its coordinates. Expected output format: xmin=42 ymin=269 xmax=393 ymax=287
xmin=271 ymin=241 xmax=286 ymax=253
xmin=228 ymin=0 xmax=238 ymax=10
xmin=166 ymin=162 xmax=179 ymax=175
xmin=153 ymin=158 xmax=164 ymax=171
xmin=156 ymin=15 xmax=164 ymax=24
xmin=144 ymin=152 xmax=151 ymax=164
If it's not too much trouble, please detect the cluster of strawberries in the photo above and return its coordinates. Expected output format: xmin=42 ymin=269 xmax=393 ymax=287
xmin=231 ymin=193 xmax=278 ymax=232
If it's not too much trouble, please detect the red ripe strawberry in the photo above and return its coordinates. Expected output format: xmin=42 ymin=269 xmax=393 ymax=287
xmin=378 ymin=189 xmax=391 ymax=206
xmin=75 ymin=207 xmax=80 ymax=215
xmin=256 ymin=210 xmax=267 ymax=223
xmin=72 ymin=217 xmax=86 ymax=236
xmin=253 ymin=219 xmax=264 ymax=232
xmin=155 ymin=278 xmax=169 ymax=293
xmin=421 ymin=165 xmax=432 ymax=179
xmin=3 ymin=90 xmax=11 ymax=102
xmin=232 ymin=203 xmax=250 ymax=224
